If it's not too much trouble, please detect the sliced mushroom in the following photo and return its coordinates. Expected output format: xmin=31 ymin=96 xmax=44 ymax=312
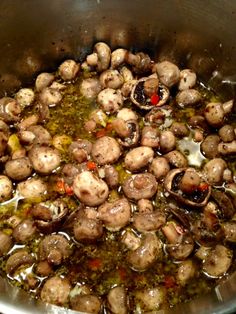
xmin=39 ymin=234 xmax=71 ymax=266
xmin=127 ymin=233 xmax=162 ymax=271
xmin=164 ymin=168 xmax=211 ymax=207
xmin=202 ymin=245 xmax=232 ymax=278
xmin=6 ymin=250 xmax=35 ymax=275
xmin=73 ymin=171 xmax=109 ymax=206
xmin=40 ymin=276 xmax=71 ymax=306
xmin=131 ymin=78 xmax=169 ymax=109
xmin=32 ymin=200 xmax=68 ymax=233
xmin=98 ymin=198 xmax=131 ymax=231
xmin=122 ymin=173 xmax=157 ymax=200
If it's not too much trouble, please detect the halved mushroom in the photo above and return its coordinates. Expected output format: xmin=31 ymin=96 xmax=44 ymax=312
xmin=32 ymin=200 xmax=68 ymax=234
xmin=131 ymin=77 xmax=169 ymax=110
xmin=202 ymin=245 xmax=232 ymax=278
xmin=39 ymin=234 xmax=71 ymax=266
xmin=164 ymin=168 xmax=211 ymax=207
xmin=122 ymin=173 xmax=157 ymax=200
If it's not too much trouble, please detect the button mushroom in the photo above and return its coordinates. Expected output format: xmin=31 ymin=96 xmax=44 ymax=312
xmin=178 ymin=69 xmax=197 ymax=90
xmin=73 ymin=171 xmax=109 ymax=206
xmin=122 ymin=173 xmax=157 ymax=200
xmin=40 ymin=276 xmax=71 ymax=306
xmin=17 ymin=177 xmax=47 ymax=200
xmin=39 ymin=87 xmax=62 ymax=107
xmin=141 ymin=126 xmax=160 ymax=147
xmin=100 ymin=69 xmax=124 ymax=89
xmin=127 ymin=233 xmax=162 ymax=271
xmin=70 ymin=293 xmax=101 ymax=313
xmin=0 ymin=175 xmax=13 ymax=202
xmin=28 ymin=146 xmax=61 ymax=175
xmin=87 ymin=42 xmax=111 ymax=72
xmin=6 ymin=250 xmax=35 ymax=275
xmin=107 ymin=286 xmax=128 ymax=314
xmin=98 ymin=198 xmax=131 ymax=231
xmin=79 ymin=77 xmax=102 ymax=100
xmin=133 ymin=211 xmax=166 ymax=232
xmin=124 ymin=146 xmax=154 ymax=172
xmin=176 ymin=89 xmax=202 ymax=107
xmin=203 ymin=158 xmax=227 ymax=185
xmin=35 ymin=72 xmax=55 ymax=92
xmin=149 ymin=157 xmax=170 ymax=180
xmin=15 ymin=88 xmax=35 ymax=108
xmin=5 ymin=157 xmax=33 ymax=181
xmin=204 ymin=100 xmax=233 ymax=128
xmin=115 ymin=119 xmax=140 ymax=148
xmin=0 ymin=231 xmax=12 ymax=256
xmin=58 ymin=59 xmax=80 ymax=81
xmin=39 ymin=234 xmax=71 ymax=266
xmin=13 ymin=219 xmax=37 ymax=243
xmin=164 ymin=168 xmax=211 ymax=207
xmin=202 ymin=245 xmax=232 ymax=278
xmin=134 ymin=286 xmax=166 ymax=312
xmin=97 ymin=88 xmax=123 ymax=113
xmin=91 ymin=136 xmax=121 ymax=165
xmin=111 ymin=48 xmax=128 ymax=69
xmin=0 ymin=97 xmax=21 ymax=122
xmin=200 ymin=135 xmax=220 ymax=159
xmin=131 ymin=77 xmax=169 ymax=109
xmin=154 ymin=60 xmax=180 ymax=87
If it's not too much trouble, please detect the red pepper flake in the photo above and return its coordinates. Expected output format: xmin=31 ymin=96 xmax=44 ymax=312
xmin=150 ymin=93 xmax=160 ymax=105
xmin=56 ymin=179 xmax=65 ymax=193
xmin=198 ymin=182 xmax=209 ymax=192
xmin=65 ymin=184 xmax=74 ymax=196
xmin=88 ymin=258 xmax=102 ymax=271
xmin=164 ymin=275 xmax=176 ymax=289
xmin=118 ymin=267 xmax=127 ymax=281
xmin=86 ymin=161 xmax=97 ymax=171
xmin=95 ymin=128 xmax=107 ymax=138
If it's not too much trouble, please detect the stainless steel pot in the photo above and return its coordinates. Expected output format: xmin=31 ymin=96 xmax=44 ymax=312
xmin=0 ymin=1 xmax=236 ymax=313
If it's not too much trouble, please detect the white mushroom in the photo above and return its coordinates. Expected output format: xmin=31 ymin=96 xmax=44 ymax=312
xmin=97 ymin=88 xmax=123 ymax=113
xmin=124 ymin=146 xmax=154 ymax=171
xmin=15 ymin=88 xmax=35 ymax=108
xmin=91 ymin=136 xmax=121 ymax=165
xmin=58 ymin=59 xmax=80 ymax=81
xmin=100 ymin=69 xmax=124 ymax=89
xmin=178 ymin=69 xmax=197 ymax=90
xmin=154 ymin=61 xmax=180 ymax=87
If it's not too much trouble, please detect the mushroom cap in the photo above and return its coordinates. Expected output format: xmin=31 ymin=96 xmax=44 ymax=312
xmin=131 ymin=77 xmax=169 ymax=110
xmin=164 ymin=168 xmax=211 ymax=207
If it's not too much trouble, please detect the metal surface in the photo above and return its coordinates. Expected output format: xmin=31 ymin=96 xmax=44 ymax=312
xmin=0 ymin=0 xmax=236 ymax=313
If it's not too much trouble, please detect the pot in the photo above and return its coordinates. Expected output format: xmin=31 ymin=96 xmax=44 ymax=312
xmin=0 ymin=1 xmax=236 ymax=313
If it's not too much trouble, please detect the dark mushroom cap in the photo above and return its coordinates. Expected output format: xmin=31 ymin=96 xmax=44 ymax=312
xmin=164 ymin=168 xmax=211 ymax=207
xmin=131 ymin=77 xmax=169 ymax=110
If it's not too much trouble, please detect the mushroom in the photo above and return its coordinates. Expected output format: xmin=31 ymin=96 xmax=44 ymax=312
xmin=211 ymin=189 xmax=235 ymax=219
xmin=122 ymin=173 xmax=157 ymax=200
xmin=104 ymin=165 xmax=119 ymax=188
xmin=98 ymin=198 xmax=131 ymax=231
xmin=218 ymin=124 xmax=235 ymax=142
xmin=69 ymin=139 xmax=92 ymax=163
xmin=58 ymin=59 xmax=80 ymax=81
xmin=200 ymin=135 xmax=220 ymax=159
xmin=127 ymin=233 xmax=162 ymax=271
xmin=154 ymin=60 xmax=180 ymax=87
xmin=0 ymin=175 xmax=13 ymax=202
xmin=159 ymin=130 xmax=176 ymax=153
xmin=32 ymin=200 xmax=68 ymax=233
xmin=164 ymin=168 xmax=211 ymax=207
xmin=222 ymin=221 xmax=236 ymax=242
xmin=40 ymin=276 xmax=71 ymax=306
xmin=107 ymin=286 xmax=128 ymax=314
xmin=97 ymin=88 xmax=123 ymax=113
xmin=126 ymin=51 xmax=152 ymax=74
xmin=28 ymin=146 xmax=61 ymax=175
xmin=178 ymin=69 xmax=197 ymax=90
xmin=141 ymin=126 xmax=160 ymax=147
xmin=73 ymin=208 xmax=103 ymax=242
xmin=79 ymin=77 xmax=102 ymax=100
xmin=15 ymin=88 xmax=35 ymax=108
xmin=121 ymin=229 xmax=142 ymax=251
xmin=202 ymin=245 xmax=232 ymax=278
xmin=0 ymin=131 xmax=8 ymax=156
xmin=91 ymin=136 xmax=121 ymax=165
xmin=117 ymin=119 xmax=140 ymax=147
xmin=124 ymin=146 xmax=154 ymax=172
xmin=17 ymin=177 xmax=47 ymax=200
xmin=0 ymin=231 xmax=12 ymax=256
xmin=13 ymin=219 xmax=37 ymax=243
xmin=176 ymin=89 xmax=202 ymax=107
xmin=26 ymin=125 xmax=52 ymax=146
xmin=39 ymin=87 xmax=62 ymax=107
xmin=87 ymin=42 xmax=111 ymax=72
xmin=203 ymin=158 xmax=227 ymax=185
xmin=111 ymin=48 xmax=128 ymax=69
xmin=177 ymin=260 xmax=196 ymax=286
xmin=145 ymin=105 xmax=173 ymax=127
xmin=149 ymin=157 xmax=170 ymax=180
xmin=170 ymin=122 xmax=189 ymax=138
xmin=218 ymin=140 xmax=236 ymax=155
xmin=164 ymin=150 xmax=188 ymax=168
xmin=100 ymin=69 xmax=124 ymax=89
xmin=5 ymin=157 xmax=33 ymax=180
xmin=137 ymin=199 xmax=153 ymax=213
xmin=6 ymin=250 xmax=35 ymax=275
xmin=73 ymin=171 xmax=109 ymax=206
xmin=133 ymin=211 xmax=166 ymax=232
xmin=0 ymin=97 xmax=21 ymax=122
xmin=35 ymin=72 xmax=55 ymax=91
xmin=204 ymin=100 xmax=233 ymax=128
xmin=134 ymin=286 xmax=166 ymax=312
xmin=131 ymin=77 xmax=169 ymax=109
xmin=39 ymin=234 xmax=71 ymax=266
xmin=117 ymin=108 xmax=138 ymax=121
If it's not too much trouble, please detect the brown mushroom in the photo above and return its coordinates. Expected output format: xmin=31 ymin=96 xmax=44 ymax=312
xmin=6 ymin=250 xmax=35 ymax=275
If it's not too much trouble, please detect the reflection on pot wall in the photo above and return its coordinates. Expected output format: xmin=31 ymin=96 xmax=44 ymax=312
xmin=0 ymin=0 xmax=236 ymax=98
